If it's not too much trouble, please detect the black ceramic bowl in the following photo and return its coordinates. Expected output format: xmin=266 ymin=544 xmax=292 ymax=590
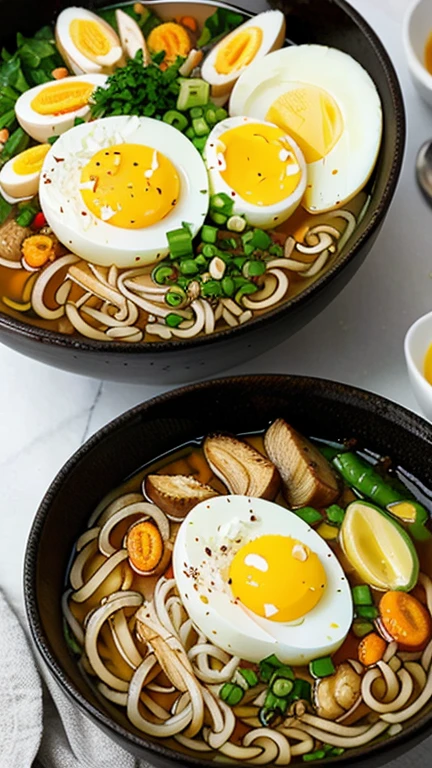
xmin=0 ymin=0 xmax=404 ymax=384
xmin=25 ymin=375 xmax=432 ymax=768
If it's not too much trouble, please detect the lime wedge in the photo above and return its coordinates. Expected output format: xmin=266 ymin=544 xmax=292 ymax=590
xmin=341 ymin=501 xmax=419 ymax=592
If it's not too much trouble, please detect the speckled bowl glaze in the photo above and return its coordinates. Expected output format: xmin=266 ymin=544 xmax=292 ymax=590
xmin=24 ymin=375 xmax=432 ymax=768
xmin=0 ymin=0 xmax=405 ymax=383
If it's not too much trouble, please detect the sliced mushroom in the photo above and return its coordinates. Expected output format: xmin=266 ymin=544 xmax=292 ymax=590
xmin=135 ymin=612 xmax=193 ymax=691
xmin=0 ymin=216 xmax=32 ymax=265
xmin=144 ymin=475 xmax=219 ymax=520
xmin=116 ymin=9 xmax=150 ymax=64
xmin=315 ymin=663 xmax=362 ymax=720
xmin=203 ymin=435 xmax=280 ymax=500
xmin=264 ymin=419 xmax=339 ymax=509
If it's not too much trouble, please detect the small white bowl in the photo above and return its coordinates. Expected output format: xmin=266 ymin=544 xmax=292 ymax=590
xmin=405 ymin=311 xmax=432 ymax=420
xmin=403 ymin=0 xmax=432 ymax=106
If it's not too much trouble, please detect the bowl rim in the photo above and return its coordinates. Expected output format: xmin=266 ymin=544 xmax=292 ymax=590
xmin=0 ymin=0 xmax=406 ymax=357
xmin=24 ymin=374 xmax=432 ymax=768
xmin=403 ymin=0 xmax=432 ymax=92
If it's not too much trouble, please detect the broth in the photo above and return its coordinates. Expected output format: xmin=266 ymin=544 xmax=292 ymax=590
xmin=64 ymin=424 xmax=432 ymax=764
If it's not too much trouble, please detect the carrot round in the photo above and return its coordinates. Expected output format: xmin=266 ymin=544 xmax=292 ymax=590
xmin=126 ymin=521 xmax=163 ymax=574
xmin=379 ymin=591 xmax=432 ymax=649
xmin=181 ymin=16 xmax=198 ymax=32
xmin=358 ymin=632 xmax=387 ymax=666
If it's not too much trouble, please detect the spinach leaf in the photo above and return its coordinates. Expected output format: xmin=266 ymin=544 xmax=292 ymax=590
xmin=197 ymin=8 xmax=244 ymax=48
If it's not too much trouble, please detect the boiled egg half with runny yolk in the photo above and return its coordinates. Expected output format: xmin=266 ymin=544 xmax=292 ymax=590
xmin=39 ymin=115 xmax=210 ymax=268
xmin=55 ymin=7 xmax=124 ymax=75
xmin=0 ymin=144 xmax=50 ymax=202
xmin=204 ymin=117 xmax=307 ymax=229
xmin=230 ymin=45 xmax=383 ymax=213
xmin=201 ymin=10 xmax=286 ymax=104
xmin=15 ymin=74 xmax=107 ymax=144
xmin=173 ymin=495 xmax=353 ymax=665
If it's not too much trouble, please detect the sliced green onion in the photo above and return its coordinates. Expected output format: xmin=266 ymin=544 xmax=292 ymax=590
xmin=237 ymin=668 xmax=258 ymax=688
xmin=16 ymin=203 xmax=38 ymax=227
xmin=177 ymin=78 xmax=210 ymax=110
xmin=234 ymin=256 xmax=247 ymax=270
xmin=221 ymin=276 xmax=235 ymax=297
xmin=352 ymin=584 xmax=373 ymax=606
xmin=356 ymin=605 xmax=379 ymax=620
xmin=192 ymin=136 xmax=207 ymax=153
xmin=210 ymin=192 xmax=234 ymax=217
xmin=326 ymin=504 xmax=346 ymax=526
xmin=352 ymin=620 xmax=375 ymax=638
xmin=215 ymin=107 xmax=228 ymax=121
xmin=295 ymin=507 xmax=323 ymax=525
xmin=303 ymin=750 xmax=327 ymax=762
xmin=165 ymin=286 xmax=187 ymax=308
xmin=227 ymin=215 xmax=246 ymax=233
xmin=152 ymin=265 xmax=176 ymax=285
xmin=309 ymin=656 xmax=335 ymax=679
xmin=268 ymin=243 xmax=284 ymax=257
xmin=288 ymin=678 xmax=312 ymax=704
xmin=201 ymin=225 xmax=218 ymax=244
xmin=163 ymin=110 xmax=189 ymax=132
xmin=201 ymin=280 xmax=222 ymax=298
xmin=165 ymin=313 xmax=184 ymax=328
xmin=179 ymin=259 xmax=199 ymax=276
xmin=167 ymin=226 xmax=193 ymax=259
xmin=272 ymin=678 xmax=294 ymax=698
xmin=243 ymin=260 xmax=266 ymax=279
xmin=190 ymin=106 xmax=204 ymax=119
xmin=249 ymin=228 xmax=272 ymax=251
xmin=235 ymin=282 xmax=258 ymax=305
xmin=192 ymin=116 xmax=210 ymax=137
xmin=219 ymin=682 xmax=244 ymax=706
xmin=210 ymin=211 xmax=228 ymax=226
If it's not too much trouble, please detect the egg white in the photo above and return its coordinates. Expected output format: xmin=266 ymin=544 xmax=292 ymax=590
xmin=0 ymin=145 xmax=50 ymax=202
xmin=39 ymin=115 xmax=210 ymax=268
xmin=15 ymin=74 xmax=107 ymax=144
xmin=201 ymin=10 xmax=286 ymax=102
xmin=55 ymin=7 xmax=124 ymax=75
xmin=204 ymin=116 xmax=307 ymax=229
xmin=230 ymin=45 xmax=383 ymax=213
xmin=174 ymin=495 xmax=353 ymax=665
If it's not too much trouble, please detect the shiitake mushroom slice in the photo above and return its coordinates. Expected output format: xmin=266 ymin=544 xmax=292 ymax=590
xmin=264 ymin=419 xmax=339 ymax=509
xmin=203 ymin=434 xmax=280 ymax=500
xmin=144 ymin=475 xmax=219 ymax=520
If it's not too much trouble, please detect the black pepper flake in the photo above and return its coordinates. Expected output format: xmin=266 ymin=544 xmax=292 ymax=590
xmin=60 ymin=207 xmax=64 ymax=213
xmin=250 ymin=515 xmax=257 ymax=522
xmin=156 ymin=187 xmax=162 ymax=195
xmin=227 ymin=499 xmax=231 ymax=504
xmin=228 ymin=578 xmax=232 ymax=585
xmin=206 ymin=611 xmax=210 ymax=616
xmin=171 ymin=199 xmax=177 ymax=206
xmin=193 ymin=583 xmax=199 ymax=591
xmin=113 ymin=151 xmax=120 ymax=155
xmin=133 ymin=162 xmax=139 ymax=166
xmin=195 ymin=537 xmax=199 ymax=542
xmin=105 ymin=152 xmax=109 ymax=156
xmin=96 ymin=162 xmax=101 ymax=166
xmin=205 ymin=547 xmax=212 ymax=557
xmin=130 ymin=220 xmax=135 ymax=224
xmin=220 ymin=545 xmax=227 ymax=552
xmin=200 ymin=189 xmax=207 ymax=194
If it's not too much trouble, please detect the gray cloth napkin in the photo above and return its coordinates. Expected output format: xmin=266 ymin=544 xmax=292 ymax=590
xmin=0 ymin=590 xmax=149 ymax=768
xmin=2 ymin=588 xmax=432 ymax=768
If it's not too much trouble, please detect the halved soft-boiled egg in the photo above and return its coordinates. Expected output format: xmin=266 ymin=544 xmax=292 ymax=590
xmin=174 ymin=495 xmax=353 ymax=665
xmin=15 ymin=74 xmax=107 ymax=143
xmin=55 ymin=7 xmax=124 ymax=75
xmin=0 ymin=144 xmax=50 ymax=202
xmin=201 ymin=10 xmax=286 ymax=104
xmin=39 ymin=115 xmax=210 ymax=268
xmin=204 ymin=116 xmax=307 ymax=229
xmin=230 ymin=45 xmax=383 ymax=213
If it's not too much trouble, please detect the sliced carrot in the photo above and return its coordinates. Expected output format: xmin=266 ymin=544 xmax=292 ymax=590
xmin=127 ymin=521 xmax=163 ymax=574
xmin=358 ymin=632 xmax=387 ymax=666
xmin=51 ymin=67 xmax=69 ymax=80
xmin=0 ymin=128 xmax=9 ymax=143
xmin=379 ymin=591 xmax=432 ymax=649
xmin=181 ymin=16 xmax=198 ymax=32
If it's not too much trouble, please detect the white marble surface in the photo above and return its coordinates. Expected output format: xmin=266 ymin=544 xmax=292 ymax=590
xmin=1 ymin=0 xmax=432 ymax=763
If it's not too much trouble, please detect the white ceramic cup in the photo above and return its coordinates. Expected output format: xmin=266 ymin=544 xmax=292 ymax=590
xmin=404 ymin=311 xmax=432 ymax=421
xmin=403 ymin=0 xmax=432 ymax=107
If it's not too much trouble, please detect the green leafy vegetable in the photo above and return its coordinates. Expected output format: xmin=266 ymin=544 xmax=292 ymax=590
xmin=0 ymin=127 xmax=29 ymax=167
xmin=0 ymin=195 xmax=13 ymax=226
xmin=0 ymin=25 xmax=66 ymax=99
xmin=98 ymin=3 xmax=161 ymax=37
xmin=91 ymin=49 xmax=184 ymax=119
xmin=197 ymin=7 xmax=244 ymax=48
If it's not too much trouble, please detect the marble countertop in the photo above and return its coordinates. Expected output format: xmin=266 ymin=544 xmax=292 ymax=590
xmin=1 ymin=0 xmax=432 ymax=764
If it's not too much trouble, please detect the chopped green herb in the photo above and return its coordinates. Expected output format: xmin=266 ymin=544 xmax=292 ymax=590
xmin=309 ymin=656 xmax=335 ymax=679
xmin=295 ymin=507 xmax=323 ymax=525
xmin=326 ymin=504 xmax=346 ymax=526
xmin=0 ymin=195 xmax=12 ymax=226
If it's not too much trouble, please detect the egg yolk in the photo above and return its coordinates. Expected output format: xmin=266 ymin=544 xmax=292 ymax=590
xmin=425 ymin=342 xmax=432 ymax=386
xmin=70 ymin=19 xmax=113 ymax=63
xmin=80 ymin=143 xmax=180 ymax=229
xmin=216 ymin=27 xmax=263 ymax=75
xmin=31 ymin=81 xmax=94 ymax=116
xmin=266 ymin=85 xmax=343 ymax=163
xmin=13 ymin=144 xmax=50 ymax=176
xmin=218 ymin=123 xmax=302 ymax=207
xmin=229 ymin=535 xmax=327 ymax=622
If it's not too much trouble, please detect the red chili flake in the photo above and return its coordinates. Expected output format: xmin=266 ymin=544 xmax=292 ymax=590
xmin=205 ymin=547 xmax=212 ymax=557
xmin=250 ymin=515 xmax=257 ymax=522
xmin=60 ymin=207 xmax=64 ymax=214
xmin=220 ymin=545 xmax=227 ymax=552
xmin=43 ymin=179 xmax=52 ymax=184
xmin=193 ymin=583 xmax=199 ymax=591
xmin=53 ymin=156 xmax=64 ymax=163
xmin=81 ymin=211 xmax=87 ymax=216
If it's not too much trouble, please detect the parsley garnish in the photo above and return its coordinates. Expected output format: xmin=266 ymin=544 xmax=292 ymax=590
xmin=91 ymin=50 xmax=185 ymax=120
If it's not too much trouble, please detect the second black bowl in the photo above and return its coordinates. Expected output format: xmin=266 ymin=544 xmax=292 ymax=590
xmin=0 ymin=0 xmax=405 ymax=383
